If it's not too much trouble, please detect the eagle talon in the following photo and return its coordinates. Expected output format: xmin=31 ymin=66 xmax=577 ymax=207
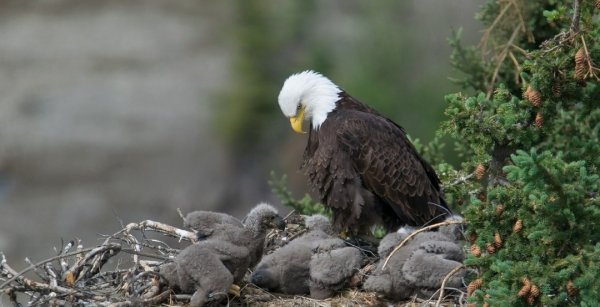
xmin=228 ymin=284 xmax=241 ymax=297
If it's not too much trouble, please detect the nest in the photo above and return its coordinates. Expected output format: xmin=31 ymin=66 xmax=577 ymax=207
xmin=0 ymin=213 xmax=464 ymax=306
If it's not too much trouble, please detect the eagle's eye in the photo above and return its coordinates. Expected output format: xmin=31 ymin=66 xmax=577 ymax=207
xmin=296 ymin=104 xmax=302 ymax=111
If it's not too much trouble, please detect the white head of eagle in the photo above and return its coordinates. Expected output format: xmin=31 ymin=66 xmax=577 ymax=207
xmin=278 ymin=70 xmax=342 ymax=132
xmin=276 ymin=70 xmax=451 ymax=235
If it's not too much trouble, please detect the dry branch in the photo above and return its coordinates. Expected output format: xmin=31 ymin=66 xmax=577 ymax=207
xmin=0 ymin=218 xmax=193 ymax=306
xmin=435 ymin=265 xmax=466 ymax=307
xmin=123 ymin=220 xmax=197 ymax=243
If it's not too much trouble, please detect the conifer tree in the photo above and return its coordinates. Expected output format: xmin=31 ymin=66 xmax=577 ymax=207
xmin=440 ymin=0 xmax=599 ymax=305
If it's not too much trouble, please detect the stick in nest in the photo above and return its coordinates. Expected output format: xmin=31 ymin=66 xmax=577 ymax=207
xmin=435 ymin=265 xmax=465 ymax=307
xmin=124 ymin=220 xmax=197 ymax=243
xmin=381 ymin=220 xmax=466 ymax=271
xmin=0 ymin=247 xmax=101 ymax=289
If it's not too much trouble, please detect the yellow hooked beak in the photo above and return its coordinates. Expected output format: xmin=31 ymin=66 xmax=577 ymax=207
xmin=289 ymin=106 xmax=307 ymax=134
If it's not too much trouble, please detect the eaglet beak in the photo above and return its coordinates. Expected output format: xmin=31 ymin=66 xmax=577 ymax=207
xmin=289 ymin=106 xmax=307 ymax=134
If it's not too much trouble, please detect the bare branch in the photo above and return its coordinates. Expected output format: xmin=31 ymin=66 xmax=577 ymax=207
xmin=487 ymin=24 xmax=524 ymax=98
xmin=570 ymin=0 xmax=581 ymax=33
xmin=124 ymin=220 xmax=197 ymax=243
xmin=580 ymin=36 xmax=600 ymax=81
xmin=435 ymin=265 xmax=466 ymax=307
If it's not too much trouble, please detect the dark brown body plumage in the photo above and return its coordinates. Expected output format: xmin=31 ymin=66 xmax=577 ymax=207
xmin=302 ymin=93 xmax=450 ymax=234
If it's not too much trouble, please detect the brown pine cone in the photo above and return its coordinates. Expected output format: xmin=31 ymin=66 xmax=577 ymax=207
xmin=486 ymin=243 xmax=496 ymax=254
xmin=552 ymin=80 xmax=561 ymax=98
xmin=518 ymin=277 xmax=532 ymax=297
xmin=534 ymin=112 xmax=544 ymax=128
xmin=575 ymin=48 xmax=586 ymax=65
xmin=523 ymin=85 xmax=532 ymax=101
xmin=494 ymin=232 xmax=503 ymax=249
xmin=470 ymin=244 xmax=482 ymax=257
xmin=596 ymin=0 xmax=600 ymax=9
xmin=468 ymin=232 xmax=477 ymax=244
xmin=495 ymin=204 xmax=505 ymax=217
xmin=530 ymin=284 xmax=540 ymax=298
xmin=467 ymin=278 xmax=483 ymax=296
xmin=574 ymin=48 xmax=587 ymax=81
xmin=475 ymin=164 xmax=486 ymax=180
xmin=477 ymin=192 xmax=487 ymax=202
xmin=567 ymin=280 xmax=577 ymax=297
xmin=527 ymin=295 xmax=536 ymax=305
xmin=513 ymin=219 xmax=523 ymax=233
xmin=523 ymin=85 xmax=542 ymax=107
xmin=575 ymin=63 xmax=586 ymax=81
xmin=529 ymin=89 xmax=542 ymax=107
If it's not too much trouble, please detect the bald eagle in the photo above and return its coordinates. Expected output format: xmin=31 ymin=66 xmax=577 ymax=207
xmin=278 ymin=71 xmax=450 ymax=235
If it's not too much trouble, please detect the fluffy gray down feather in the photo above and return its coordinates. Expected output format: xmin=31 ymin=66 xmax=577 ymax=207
xmin=160 ymin=203 xmax=283 ymax=306
xmin=250 ymin=214 xmax=363 ymax=299
xmin=249 ymin=229 xmax=331 ymax=294
xmin=363 ymin=227 xmax=415 ymax=300
xmin=364 ymin=216 xmax=466 ymax=301
xmin=249 ymin=214 xmax=336 ymax=294
xmin=309 ymin=246 xmax=364 ymax=299
xmin=183 ymin=210 xmax=243 ymax=240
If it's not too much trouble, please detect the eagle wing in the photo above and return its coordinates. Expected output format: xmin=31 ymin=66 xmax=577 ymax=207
xmin=335 ymin=109 xmax=446 ymax=226
xmin=184 ymin=211 xmax=244 ymax=240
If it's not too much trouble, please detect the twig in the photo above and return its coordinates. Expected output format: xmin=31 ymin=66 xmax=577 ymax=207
xmin=285 ymin=229 xmax=307 ymax=243
xmin=106 ymin=290 xmax=172 ymax=307
xmin=25 ymin=257 xmax=48 ymax=282
xmin=444 ymin=172 xmax=475 ymax=188
xmin=120 ymin=248 xmax=173 ymax=260
xmin=479 ymin=1 xmax=514 ymax=53
xmin=0 ymin=248 xmax=99 ymax=289
xmin=65 ymin=243 xmax=121 ymax=284
xmin=283 ymin=209 xmax=296 ymax=221
xmin=510 ymin=44 xmax=529 ymax=56
xmin=124 ymin=220 xmax=197 ymax=243
xmin=381 ymin=220 xmax=466 ymax=270
xmin=1 ymin=254 xmax=106 ymax=302
xmin=508 ymin=51 xmax=522 ymax=85
xmin=435 ymin=265 xmax=466 ymax=307
xmin=487 ymin=24 xmax=524 ymax=98
xmin=45 ymin=262 xmax=58 ymax=287
xmin=570 ymin=0 xmax=581 ymax=33
xmin=580 ymin=36 xmax=600 ymax=81
xmin=177 ymin=208 xmax=186 ymax=222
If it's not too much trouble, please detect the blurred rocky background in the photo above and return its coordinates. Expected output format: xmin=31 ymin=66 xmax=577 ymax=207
xmin=0 ymin=0 xmax=480 ymax=266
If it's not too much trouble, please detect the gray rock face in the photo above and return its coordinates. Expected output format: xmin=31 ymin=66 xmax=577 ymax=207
xmin=0 ymin=1 xmax=232 ymax=261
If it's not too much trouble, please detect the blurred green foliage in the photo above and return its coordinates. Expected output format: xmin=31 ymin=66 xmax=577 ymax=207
xmin=216 ymin=1 xmax=458 ymax=154
xmin=215 ymin=0 xmax=325 ymax=150
xmin=268 ymin=171 xmax=329 ymax=216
